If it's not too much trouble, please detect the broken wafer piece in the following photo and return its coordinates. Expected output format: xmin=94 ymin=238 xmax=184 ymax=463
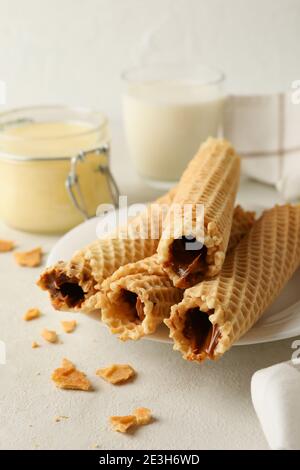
xmin=96 ymin=364 xmax=135 ymax=384
xmin=109 ymin=407 xmax=152 ymax=433
xmin=41 ymin=329 xmax=58 ymax=343
xmin=0 ymin=239 xmax=14 ymax=252
xmin=227 ymin=205 xmax=256 ymax=252
xmin=109 ymin=415 xmax=137 ymax=433
xmin=14 ymin=247 xmax=42 ymax=267
xmin=134 ymin=407 xmax=152 ymax=425
xmin=23 ymin=308 xmax=41 ymax=321
xmin=52 ymin=358 xmax=92 ymax=391
xmin=61 ymin=320 xmax=77 ymax=333
xmin=157 ymin=138 xmax=240 ymax=288
xmin=31 ymin=341 xmax=40 ymax=349
xmin=61 ymin=358 xmax=74 ymax=371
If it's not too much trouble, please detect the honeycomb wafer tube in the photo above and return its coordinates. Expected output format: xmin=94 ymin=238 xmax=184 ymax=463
xmin=98 ymin=206 xmax=255 ymax=341
xmin=157 ymin=138 xmax=240 ymax=288
xmin=227 ymin=205 xmax=256 ymax=252
xmin=166 ymin=205 xmax=300 ymax=362
xmin=37 ymin=188 xmax=176 ymax=312
xmin=98 ymin=255 xmax=183 ymax=341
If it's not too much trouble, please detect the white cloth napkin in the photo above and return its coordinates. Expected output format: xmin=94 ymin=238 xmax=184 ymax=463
xmin=224 ymin=94 xmax=300 ymax=186
xmin=276 ymin=173 xmax=300 ymax=202
xmin=251 ymin=358 xmax=300 ymax=450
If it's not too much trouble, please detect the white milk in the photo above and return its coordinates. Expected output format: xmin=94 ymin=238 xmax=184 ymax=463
xmin=123 ymin=80 xmax=224 ymax=184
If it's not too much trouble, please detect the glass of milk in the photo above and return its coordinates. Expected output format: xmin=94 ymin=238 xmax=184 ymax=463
xmin=122 ymin=64 xmax=225 ymax=188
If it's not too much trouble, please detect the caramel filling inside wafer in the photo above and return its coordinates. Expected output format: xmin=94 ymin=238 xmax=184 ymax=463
xmin=167 ymin=237 xmax=207 ymax=288
xmin=121 ymin=290 xmax=145 ymax=323
xmin=183 ymin=308 xmax=220 ymax=359
xmin=40 ymin=271 xmax=85 ymax=309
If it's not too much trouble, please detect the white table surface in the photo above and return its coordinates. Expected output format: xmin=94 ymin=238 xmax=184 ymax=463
xmin=0 ymin=134 xmax=298 ymax=450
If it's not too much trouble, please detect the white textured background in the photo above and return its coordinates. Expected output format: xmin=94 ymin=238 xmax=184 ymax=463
xmin=1 ymin=0 xmax=300 ymax=119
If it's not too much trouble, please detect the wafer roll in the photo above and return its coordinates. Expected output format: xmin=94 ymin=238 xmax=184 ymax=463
xmin=99 ymin=255 xmax=183 ymax=340
xmin=37 ymin=188 xmax=176 ymax=312
xmin=98 ymin=206 xmax=255 ymax=341
xmin=228 ymin=205 xmax=255 ymax=252
xmin=157 ymin=138 xmax=240 ymax=288
xmin=166 ymin=205 xmax=300 ymax=362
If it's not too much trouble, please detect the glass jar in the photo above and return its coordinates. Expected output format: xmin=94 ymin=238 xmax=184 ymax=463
xmin=0 ymin=105 xmax=118 ymax=233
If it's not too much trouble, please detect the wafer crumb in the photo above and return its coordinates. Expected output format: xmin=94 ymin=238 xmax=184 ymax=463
xmin=96 ymin=364 xmax=135 ymax=385
xmin=61 ymin=320 xmax=77 ymax=333
xmin=31 ymin=341 xmax=40 ymax=349
xmin=109 ymin=407 xmax=152 ymax=433
xmin=61 ymin=358 xmax=74 ymax=371
xmin=14 ymin=247 xmax=42 ymax=267
xmin=0 ymin=239 xmax=14 ymax=252
xmin=54 ymin=415 xmax=69 ymax=422
xmin=41 ymin=329 xmax=58 ymax=343
xmin=52 ymin=358 xmax=92 ymax=391
xmin=90 ymin=443 xmax=100 ymax=449
xmin=23 ymin=308 xmax=41 ymax=321
xmin=109 ymin=415 xmax=137 ymax=433
xmin=133 ymin=407 xmax=152 ymax=425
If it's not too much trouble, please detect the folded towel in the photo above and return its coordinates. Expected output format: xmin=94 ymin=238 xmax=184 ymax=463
xmin=251 ymin=358 xmax=300 ymax=450
xmin=224 ymin=93 xmax=300 ymax=186
xmin=276 ymin=173 xmax=300 ymax=202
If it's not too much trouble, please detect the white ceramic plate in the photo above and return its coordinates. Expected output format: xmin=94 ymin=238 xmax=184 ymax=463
xmin=48 ymin=207 xmax=300 ymax=346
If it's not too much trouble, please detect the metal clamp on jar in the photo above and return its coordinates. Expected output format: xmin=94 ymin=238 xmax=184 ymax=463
xmin=0 ymin=105 xmax=119 ymax=233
